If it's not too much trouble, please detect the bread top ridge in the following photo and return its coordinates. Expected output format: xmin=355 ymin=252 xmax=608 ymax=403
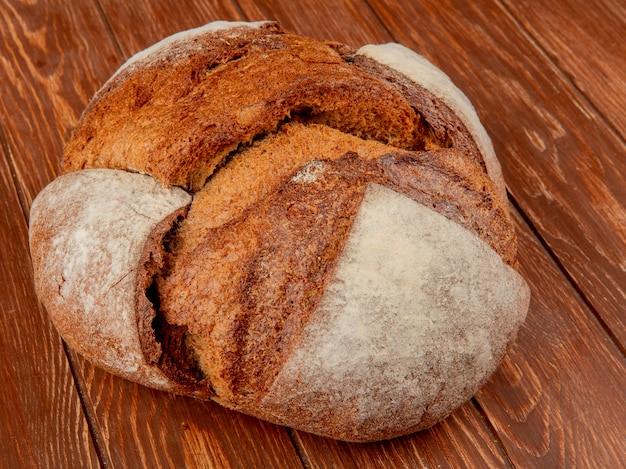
xmin=62 ymin=22 xmax=505 ymax=204
xmin=62 ymin=22 xmax=432 ymax=190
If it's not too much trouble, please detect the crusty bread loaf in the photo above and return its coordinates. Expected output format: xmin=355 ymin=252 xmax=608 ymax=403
xmin=29 ymin=21 xmax=530 ymax=442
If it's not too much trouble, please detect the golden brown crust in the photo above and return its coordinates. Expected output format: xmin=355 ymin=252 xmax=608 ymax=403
xmin=62 ymin=23 xmax=432 ymax=190
xmin=41 ymin=21 xmax=529 ymax=441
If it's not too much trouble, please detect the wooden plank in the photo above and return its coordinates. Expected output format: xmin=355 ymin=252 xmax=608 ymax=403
xmin=0 ymin=131 xmax=100 ymax=468
xmin=0 ymin=3 xmax=117 ymax=465
xmin=238 ymin=0 xmax=392 ymax=46
xmin=292 ymin=402 xmax=511 ymax=468
xmin=502 ymin=0 xmax=626 ymax=138
xmin=97 ymin=0 xmax=244 ymax=58
xmin=0 ymin=0 xmax=121 ymax=210
xmin=71 ymin=354 xmax=304 ymax=468
xmin=476 ymin=209 xmax=626 ymax=467
xmin=364 ymin=0 xmax=626 ymax=350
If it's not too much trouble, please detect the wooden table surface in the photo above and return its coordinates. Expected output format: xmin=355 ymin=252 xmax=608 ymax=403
xmin=1 ymin=0 xmax=625 ymax=467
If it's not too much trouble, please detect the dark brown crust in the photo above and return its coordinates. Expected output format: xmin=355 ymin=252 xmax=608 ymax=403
xmin=379 ymin=150 xmax=516 ymax=267
xmin=347 ymin=52 xmax=496 ymax=192
xmin=135 ymin=203 xmax=215 ymax=398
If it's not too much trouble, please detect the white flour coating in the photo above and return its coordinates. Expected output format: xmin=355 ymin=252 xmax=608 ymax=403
xmin=106 ymin=21 xmax=269 ymax=85
xmin=291 ymin=160 xmax=326 ymax=184
xmin=29 ymin=169 xmax=191 ymax=389
xmin=357 ymin=43 xmax=507 ymax=205
xmin=263 ymin=184 xmax=529 ymax=439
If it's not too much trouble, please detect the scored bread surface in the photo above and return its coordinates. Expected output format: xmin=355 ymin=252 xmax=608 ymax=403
xmin=30 ymin=20 xmax=530 ymax=441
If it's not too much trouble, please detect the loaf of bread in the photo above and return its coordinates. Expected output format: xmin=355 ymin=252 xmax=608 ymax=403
xmin=29 ymin=21 xmax=530 ymax=442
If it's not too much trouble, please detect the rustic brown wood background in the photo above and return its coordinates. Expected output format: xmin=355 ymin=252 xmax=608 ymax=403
xmin=1 ymin=0 xmax=625 ymax=467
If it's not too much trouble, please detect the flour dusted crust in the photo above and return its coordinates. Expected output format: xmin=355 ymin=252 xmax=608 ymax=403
xmin=107 ymin=21 xmax=270 ymax=82
xmin=260 ymin=184 xmax=528 ymax=441
xmin=30 ymin=21 xmax=531 ymax=442
xmin=29 ymin=169 xmax=191 ymax=391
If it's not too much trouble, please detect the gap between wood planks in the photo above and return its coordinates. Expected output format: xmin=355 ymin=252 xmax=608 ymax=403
xmin=495 ymin=0 xmax=626 ymax=152
xmin=509 ymin=190 xmax=626 ymax=359
xmin=64 ymin=343 xmax=114 ymax=469
xmin=0 ymin=125 xmax=109 ymax=466
xmin=485 ymin=0 xmax=626 ymax=358
xmin=93 ymin=0 xmax=126 ymax=63
xmin=469 ymin=397 xmax=515 ymax=468
xmin=0 ymin=121 xmax=29 ymax=222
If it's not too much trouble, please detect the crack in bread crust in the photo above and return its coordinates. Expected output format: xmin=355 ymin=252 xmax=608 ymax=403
xmin=63 ymin=24 xmax=432 ymax=190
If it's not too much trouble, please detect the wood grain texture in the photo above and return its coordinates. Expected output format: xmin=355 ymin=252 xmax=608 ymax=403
xmin=293 ymin=402 xmax=512 ymax=468
xmin=365 ymin=0 xmax=626 ymax=350
xmin=72 ymin=354 xmax=304 ymax=468
xmin=0 ymin=0 xmax=121 ymax=208
xmin=238 ymin=0 xmax=391 ymax=46
xmin=501 ymin=0 xmax=626 ymax=138
xmin=0 ymin=130 xmax=99 ymax=468
xmin=97 ymin=0 xmax=245 ymax=59
xmin=477 ymin=210 xmax=626 ymax=467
